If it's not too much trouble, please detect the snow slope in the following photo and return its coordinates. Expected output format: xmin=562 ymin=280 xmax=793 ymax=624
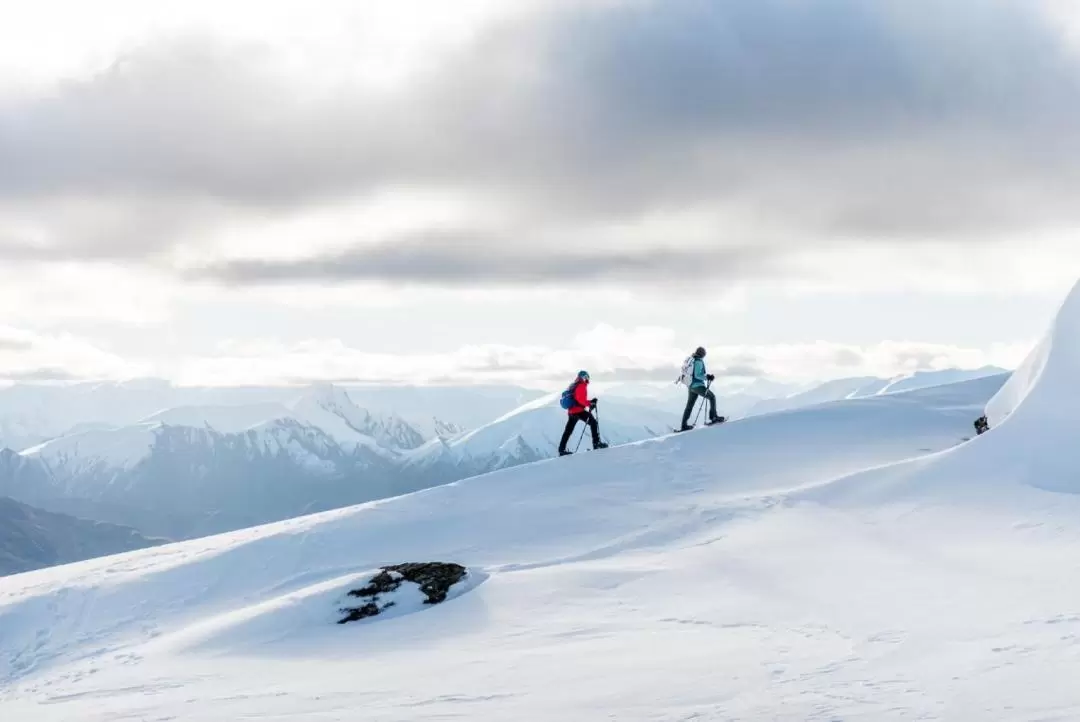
xmin=0 ymin=366 xmax=1024 ymax=720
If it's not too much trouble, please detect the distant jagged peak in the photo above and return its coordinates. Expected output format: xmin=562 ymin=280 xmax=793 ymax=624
xmin=290 ymin=383 xmax=426 ymax=451
xmin=434 ymin=418 xmax=465 ymax=439
xmin=295 ymin=382 xmax=358 ymax=412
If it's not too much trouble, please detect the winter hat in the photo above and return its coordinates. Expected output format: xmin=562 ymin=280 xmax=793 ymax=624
xmin=694 ymin=347 xmax=706 ymax=358
xmin=577 ymin=370 xmax=590 ymax=381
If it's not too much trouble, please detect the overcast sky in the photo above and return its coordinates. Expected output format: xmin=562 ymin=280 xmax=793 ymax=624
xmin=1 ymin=0 xmax=1078 ymax=389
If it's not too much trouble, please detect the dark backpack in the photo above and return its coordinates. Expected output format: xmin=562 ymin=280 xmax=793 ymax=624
xmin=559 ymin=380 xmax=580 ymax=410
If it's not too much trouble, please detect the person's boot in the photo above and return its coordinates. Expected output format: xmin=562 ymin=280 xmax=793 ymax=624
xmin=679 ymin=423 xmax=693 ymax=432
xmin=593 ymin=440 xmax=609 ymax=450
xmin=559 ymin=449 xmax=572 ymax=456
xmin=707 ymin=415 xmax=726 ymax=425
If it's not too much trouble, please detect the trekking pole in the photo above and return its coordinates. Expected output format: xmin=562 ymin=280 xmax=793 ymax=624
xmin=575 ymin=400 xmax=598 ymax=452
xmin=574 ymin=423 xmax=587 ymax=453
xmin=691 ymin=379 xmax=712 ymax=427
xmin=594 ymin=402 xmax=607 ymax=447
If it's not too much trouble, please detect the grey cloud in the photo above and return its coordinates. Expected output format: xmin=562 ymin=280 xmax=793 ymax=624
xmin=280 ymin=375 xmax=401 ymax=386
xmin=188 ymin=230 xmax=788 ymax=287
xmin=716 ymin=364 xmax=766 ymax=379
xmin=3 ymin=0 xmax=1080 ymax=280
xmin=1 ymin=368 xmax=81 ymax=382
xmin=596 ymin=363 xmax=764 ymax=383
xmin=890 ymin=348 xmax=947 ymax=368
xmin=0 ymin=338 xmax=33 ymax=351
xmin=597 ymin=367 xmax=680 ymax=383
xmin=831 ymin=348 xmax=866 ymax=368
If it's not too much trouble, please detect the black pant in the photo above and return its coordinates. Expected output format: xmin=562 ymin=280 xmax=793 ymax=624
xmin=559 ymin=411 xmax=601 ymax=451
xmin=682 ymin=386 xmax=718 ymax=426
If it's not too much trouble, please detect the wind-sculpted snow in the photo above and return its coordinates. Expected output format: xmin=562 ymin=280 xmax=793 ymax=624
xmin=983 ymin=283 xmax=1080 ymax=430
xmin=801 ymin=280 xmax=1080 ymax=505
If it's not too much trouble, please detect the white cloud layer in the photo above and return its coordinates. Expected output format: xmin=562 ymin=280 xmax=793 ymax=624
xmin=0 ymin=324 xmax=1029 ymax=389
xmin=0 ymin=326 xmax=150 ymax=382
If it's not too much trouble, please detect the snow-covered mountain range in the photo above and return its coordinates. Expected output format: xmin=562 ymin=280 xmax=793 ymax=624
xmin=5 ymin=273 xmax=1073 ymax=717
xmin=0 ymin=364 xmax=1012 ymax=546
xmin=0 ymin=380 xmax=532 ymax=453
xmin=2 ymin=386 xmax=427 ymax=539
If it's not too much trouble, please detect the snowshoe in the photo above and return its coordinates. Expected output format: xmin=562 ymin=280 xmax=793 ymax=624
xmin=593 ymin=441 xmax=609 ymax=450
xmin=705 ymin=416 xmax=727 ymax=426
xmin=675 ymin=424 xmax=694 ymax=433
xmin=559 ymin=449 xmax=572 ymax=457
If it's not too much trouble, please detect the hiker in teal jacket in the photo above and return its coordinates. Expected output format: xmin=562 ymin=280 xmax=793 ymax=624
xmin=681 ymin=347 xmax=723 ymax=430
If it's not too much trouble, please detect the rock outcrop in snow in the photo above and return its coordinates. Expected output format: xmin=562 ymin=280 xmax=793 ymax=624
xmin=338 ymin=563 xmax=469 ymax=623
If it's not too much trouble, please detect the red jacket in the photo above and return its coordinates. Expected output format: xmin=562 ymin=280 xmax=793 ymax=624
xmin=568 ymin=379 xmax=590 ymax=415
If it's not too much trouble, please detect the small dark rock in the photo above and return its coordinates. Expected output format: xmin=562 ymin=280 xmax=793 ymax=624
xmin=338 ymin=562 xmax=468 ymax=624
xmin=338 ymin=601 xmax=381 ymax=623
xmin=349 ymin=570 xmax=402 ymax=598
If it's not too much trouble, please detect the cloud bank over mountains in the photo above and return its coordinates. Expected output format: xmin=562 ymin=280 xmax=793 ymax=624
xmin=2 ymin=0 xmax=1079 ymax=292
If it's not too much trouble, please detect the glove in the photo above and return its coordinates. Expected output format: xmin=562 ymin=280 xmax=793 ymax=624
xmin=706 ymin=374 xmax=715 ymax=382
xmin=589 ymin=398 xmax=598 ymax=409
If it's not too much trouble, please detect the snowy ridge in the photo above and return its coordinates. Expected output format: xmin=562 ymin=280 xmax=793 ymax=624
xmin=286 ymin=384 xmax=425 ymax=454
xmin=21 ymin=424 xmax=158 ymax=478
xmin=140 ymin=402 xmax=294 ymax=434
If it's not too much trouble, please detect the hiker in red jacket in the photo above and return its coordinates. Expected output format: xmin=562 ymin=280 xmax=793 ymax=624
xmin=558 ymin=370 xmax=608 ymax=456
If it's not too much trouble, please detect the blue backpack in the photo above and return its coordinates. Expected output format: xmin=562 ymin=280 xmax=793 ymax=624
xmin=559 ymin=380 xmax=580 ymax=410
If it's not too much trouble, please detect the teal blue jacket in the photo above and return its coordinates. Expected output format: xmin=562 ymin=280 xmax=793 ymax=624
xmin=690 ymin=357 xmax=708 ymax=389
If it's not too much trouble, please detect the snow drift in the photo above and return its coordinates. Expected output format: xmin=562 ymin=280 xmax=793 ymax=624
xmin=984 ymin=283 xmax=1080 ymax=429
xmin=801 ymin=279 xmax=1080 ymax=504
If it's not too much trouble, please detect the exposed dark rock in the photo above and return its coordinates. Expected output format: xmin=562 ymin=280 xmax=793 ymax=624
xmin=338 ymin=562 xmax=467 ymax=624
xmin=974 ymin=415 xmax=990 ymax=435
